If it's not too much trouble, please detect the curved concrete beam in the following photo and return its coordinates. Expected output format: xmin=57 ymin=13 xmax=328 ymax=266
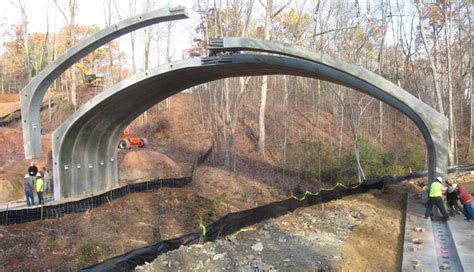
xmin=209 ymin=37 xmax=448 ymax=183
xmin=20 ymin=6 xmax=188 ymax=159
xmin=52 ymin=49 xmax=447 ymax=200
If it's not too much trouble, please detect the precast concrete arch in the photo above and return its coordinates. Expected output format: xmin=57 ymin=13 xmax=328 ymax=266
xmin=20 ymin=6 xmax=188 ymax=159
xmin=209 ymin=37 xmax=449 ymax=183
xmin=52 ymin=38 xmax=448 ymax=200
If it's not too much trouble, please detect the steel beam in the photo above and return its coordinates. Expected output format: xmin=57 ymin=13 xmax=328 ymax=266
xmin=20 ymin=7 xmax=188 ymax=159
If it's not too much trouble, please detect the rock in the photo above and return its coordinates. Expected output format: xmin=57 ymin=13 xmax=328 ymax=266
xmin=350 ymin=210 xmax=361 ymax=218
xmin=195 ymin=261 xmax=204 ymax=270
xmin=227 ymin=235 xmax=240 ymax=245
xmin=258 ymin=230 xmax=271 ymax=238
xmin=213 ymin=253 xmax=227 ymax=260
xmin=251 ymin=242 xmax=263 ymax=252
xmin=191 ymin=244 xmax=204 ymax=249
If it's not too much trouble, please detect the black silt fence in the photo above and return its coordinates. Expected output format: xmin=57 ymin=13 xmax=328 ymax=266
xmin=0 ymin=147 xmax=213 ymax=226
xmin=82 ymin=164 xmax=474 ymax=272
xmin=81 ymin=180 xmax=383 ymax=272
xmin=0 ymin=178 xmax=191 ymax=225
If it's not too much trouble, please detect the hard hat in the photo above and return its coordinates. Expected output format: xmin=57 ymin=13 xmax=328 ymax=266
xmin=435 ymin=176 xmax=443 ymax=182
xmin=36 ymin=173 xmax=42 ymax=177
xmin=24 ymin=174 xmax=29 ymax=178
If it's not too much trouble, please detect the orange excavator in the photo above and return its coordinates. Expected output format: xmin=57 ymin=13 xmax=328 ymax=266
xmin=118 ymin=126 xmax=148 ymax=149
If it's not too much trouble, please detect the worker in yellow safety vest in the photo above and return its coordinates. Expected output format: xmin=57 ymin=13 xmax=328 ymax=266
xmin=35 ymin=173 xmax=44 ymax=205
xmin=424 ymin=176 xmax=449 ymax=221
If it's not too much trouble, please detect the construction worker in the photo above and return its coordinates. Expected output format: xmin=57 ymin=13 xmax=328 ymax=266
xmin=425 ymin=177 xmax=450 ymax=221
xmin=36 ymin=173 xmax=45 ymax=205
xmin=24 ymin=174 xmax=35 ymax=207
xmin=446 ymin=182 xmax=464 ymax=217
xmin=446 ymin=180 xmax=474 ymax=220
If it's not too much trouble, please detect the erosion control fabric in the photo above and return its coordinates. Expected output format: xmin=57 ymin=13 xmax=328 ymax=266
xmin=81 ymin=180 xmax=385 ymax=271
xmin=0 ymin=147 xmax=213 ymax=225
xmin=82 ymin=164 xmax=474 ymax=271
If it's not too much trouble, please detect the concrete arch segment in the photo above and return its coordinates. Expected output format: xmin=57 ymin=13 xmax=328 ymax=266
xmin=53 ymin=43 xmax=448 ymax=200
xmin=20 ymin=6 xmax=188 ymax=159
xmin=210 ymin=38 xmax=448 ymax=183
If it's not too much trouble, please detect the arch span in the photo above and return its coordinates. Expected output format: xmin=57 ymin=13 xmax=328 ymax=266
xmin=52 ymin=39 xmax=448 ymax=200
xmin=20 ymin=7 xmax=188 ymax=159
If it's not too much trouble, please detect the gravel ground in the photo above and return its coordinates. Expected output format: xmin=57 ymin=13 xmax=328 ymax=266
xmin=137 ymin=202 xmax=364 ymax=272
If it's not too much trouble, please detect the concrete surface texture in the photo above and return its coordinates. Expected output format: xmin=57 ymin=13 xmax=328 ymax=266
xmin=19 ymin=6 xmax=188 ymax=160
xmin=51 ymin=41 xmax=447 ymax=200
xmin=448 ymin=212 xmax=474 ymax=270
xmin=402 ymin=193 xmax=440 ymax=271
xmin=402 ymin=193 xmax=473 ymax=271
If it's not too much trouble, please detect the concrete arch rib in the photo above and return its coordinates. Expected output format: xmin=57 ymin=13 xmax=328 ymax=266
xmin=20 ymin=7 xmax=188 ymax=159
xmin=53 ymin=42 xmax=448 ymax=200
xmin=210 ymin=37 xmax=448 ymax=183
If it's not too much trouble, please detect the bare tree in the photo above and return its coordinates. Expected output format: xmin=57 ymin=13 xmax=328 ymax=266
xmin=129 ymin=0 xmax=137 ymax=74
xmin=339 ymin=95 xmax=374 ymax=183
xmin=466 ymin=4 xmax=473 ymax=159
xmin=11 ymin=0 xmax=32 ymax=83
xmin=141 ymin=0 xmax=155 ymax=123
xmin=258 ymin=0 xmax=290 ymax=156
xmin=443 ymin=0 xmax=457 ymax=164
xmin=415 ymin=0 xmax=444 ymax=115
xmin=54 ymin=0 xmax=78 ymax=110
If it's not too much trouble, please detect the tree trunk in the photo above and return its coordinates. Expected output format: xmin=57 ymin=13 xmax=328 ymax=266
xmin=141 ymin=0 xmax=154 ymax=123
xmin=350 ymin=117 xmax=366 ymax=184
xmin=377 ymin=1 xmax=387 ymax=149
xmin=129 ymin=0 xmax=137 ymax=74
xmin=15 ymin=0 xmax=32 ymax=83
xmin=164 ymin=21 xmax=172 ymax=109
xmin=69 ymin=0 xmax=77 ymax=111
xmin=223 ymin=78 xmax=231 ymax=168
xmin=283 ymin=75 xmax=289 ymax=169
xmin=258 ymin=0 xmax=273 ymax=156
xmin=416 ymin=0 xmax=444 ymax=114
xmin=465 ymin=4 xmax=473 ymax=159
xmin=105 ymin=0 xmax=115 ymax=84
xmin=338 ymin=88 xmax=344 ymax=158
xmin=444 ymin=1 xmax=456 ymax=164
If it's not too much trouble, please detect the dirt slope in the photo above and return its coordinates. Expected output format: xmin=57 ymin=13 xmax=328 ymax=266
xmin=139 ymin=184 xmax=408 ymax=272
xmin=0 ymin=166 xmax=289 ymax=270
xmin=119 ymin=150 xmax=184 ymax=182
xmin=0 ymin=127 xmax=51 ymax=202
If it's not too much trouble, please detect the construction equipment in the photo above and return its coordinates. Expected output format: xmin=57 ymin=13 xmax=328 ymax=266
xmin=75 ymin=63 xmax=105 ymax=87
xmin=118 ymin=126 xmax=148 ymax=149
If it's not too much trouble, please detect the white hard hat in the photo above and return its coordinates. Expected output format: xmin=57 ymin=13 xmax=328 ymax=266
xmin=24 ymin=174 xmax=29 ymax=178
xmin=435 ymin=176 xmax=443 ymax=182
xmin=36 ymin=173 xmax=42 ymax=177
